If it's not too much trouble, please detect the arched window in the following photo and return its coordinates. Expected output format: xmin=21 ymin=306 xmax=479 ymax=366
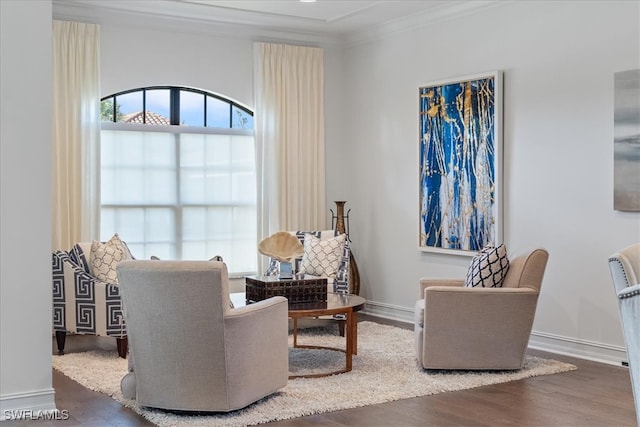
xmin=99 ymin=86 xmax=256 ymax=275
xmin=101 ymin=86 xmax=253 ymax=128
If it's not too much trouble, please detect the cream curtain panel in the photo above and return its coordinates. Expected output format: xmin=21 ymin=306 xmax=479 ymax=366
xmin=52 ymin=21 xmax=101 ymax=250
xmin=253 ymin=42 xmax=326 ymax=239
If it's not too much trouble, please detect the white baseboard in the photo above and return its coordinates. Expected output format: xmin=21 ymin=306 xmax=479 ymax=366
xmin=361 ymin=300 xmax=416 ymax=324
xmin=0 ymin=388 xmax=57 ymax=421
xmin=363 ymin=301 xmax=628 ymax=367
xmin=528 ymin=331 xmax=628 ymax=366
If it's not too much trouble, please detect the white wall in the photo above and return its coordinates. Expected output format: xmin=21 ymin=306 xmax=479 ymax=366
xmin=0 ymin=0 xmax=56 ymax=417
xmin=332 ymin=0 xmax=640 ymax=363
xmin=100 ymin=26 xmax=255 ymax=110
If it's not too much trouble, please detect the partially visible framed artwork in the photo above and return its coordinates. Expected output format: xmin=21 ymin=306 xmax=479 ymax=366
xmin=614 ymin=69 xmax=640 ymax=212
xmin=418 ymin=71 xmax=503 ymax=255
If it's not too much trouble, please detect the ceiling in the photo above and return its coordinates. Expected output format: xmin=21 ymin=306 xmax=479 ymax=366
xmin=173 ymin=0 xmax=458 ymax=34
xmin=53 ymin=0 xmax=497 ymax=43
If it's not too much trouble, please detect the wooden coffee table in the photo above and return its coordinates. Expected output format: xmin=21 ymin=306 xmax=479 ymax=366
xmin=288 ymin=292 xmax=366 ymax=378
xmin=231 ymin=292 xmax=366 ymax=379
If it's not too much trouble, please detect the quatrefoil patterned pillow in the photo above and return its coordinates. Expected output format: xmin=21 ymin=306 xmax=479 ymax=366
xmin=465 ymin=244 xmax=510 ymax=288
xmin=90 ymin=233 xmax=132 ymax=284
xmin=299 ymin=233 xmax=346 ymax=278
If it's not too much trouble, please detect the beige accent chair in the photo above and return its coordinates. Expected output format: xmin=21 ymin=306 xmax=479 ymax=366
xmin=116 ymin=260 xmax=288 ymax=412
xmin=608 ymin=243 xmax=640 ymax=426
xmin=415 ymin=248 xmax=549 ymax=370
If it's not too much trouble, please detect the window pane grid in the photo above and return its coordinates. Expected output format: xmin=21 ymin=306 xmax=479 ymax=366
xmin=100 ymin=86 xmax=256 ymax=275
xmin=101 ymin=206 xmax=177 ymax=260
xmin=101 ymin=86 xmax=251 ymax=130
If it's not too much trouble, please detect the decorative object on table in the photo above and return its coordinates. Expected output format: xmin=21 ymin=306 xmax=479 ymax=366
xmin=418 ymin=71 xmax=503 ymax=255
xmin=245 ymin=274 xmax=328 ymax=304
xmin=330 ymin=201 xmax=361 ymax=295
xmin=263 ymin=230 xmax=350 ymax=294
xmin=258 ymin=231 xmax=304 ymax=279
xmin=279 ymin=260 xmax=293 ymax=279
xmin=613 ymin=69 xmax=640 ymax=211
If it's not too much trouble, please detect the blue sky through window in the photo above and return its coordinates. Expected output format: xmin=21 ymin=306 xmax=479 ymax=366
xmin=108 ymin=87 xmax=253 ymax=129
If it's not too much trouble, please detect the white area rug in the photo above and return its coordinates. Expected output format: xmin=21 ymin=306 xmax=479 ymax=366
xmin=52 ymin=321 xmax=576 ymax=426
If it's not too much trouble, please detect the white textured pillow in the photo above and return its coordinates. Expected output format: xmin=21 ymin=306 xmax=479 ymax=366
xmin=299 ymin=233 xmax=346 ymax=278
xmin=465 ymin=244 xmax=510 ymax=288
xmin=90 ymin=233 xmax=131 ymax=284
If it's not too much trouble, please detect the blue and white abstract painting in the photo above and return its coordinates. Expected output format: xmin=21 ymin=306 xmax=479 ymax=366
xmin=419 ymin=72 xmax=502 ymax=253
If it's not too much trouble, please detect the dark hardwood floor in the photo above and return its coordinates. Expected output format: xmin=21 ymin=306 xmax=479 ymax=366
xmin=5 ymin=315 xmax=635 ymax=426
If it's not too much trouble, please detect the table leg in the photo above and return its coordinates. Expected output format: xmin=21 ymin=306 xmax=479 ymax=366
xmin=345 ymin=310 xmax=355 ymax=371
xmin=351 ymin=312 xmax=358 ymax=355
xmin=293 ymin=317 xmax=298 ymax=348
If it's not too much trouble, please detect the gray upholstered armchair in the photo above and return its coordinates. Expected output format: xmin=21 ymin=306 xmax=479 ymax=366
xmin=415 ymin=248 xmax=549 ymax=370
xmin=116 ymin=260 xmax=288 ymax=412
xmin=608 ymin=243 xmax=640 ymax=426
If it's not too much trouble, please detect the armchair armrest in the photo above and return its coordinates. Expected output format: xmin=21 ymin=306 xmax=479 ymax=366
xmin=618 ymin=284 xmax=640 ymax=299
xmin=57 ymin=251 xmax=116 ymax=287
xmin=225 ymin=296 xmax=287 ymax=319
xmin=424 ymin=286 xmax=539 ymax=318
xmin=224 ymin=296 xmax=289 ymax=378
xmin=61 ymin=255 xmax=122 ymax=299
xmin=419 ymin=278 xmax=464 ymax=298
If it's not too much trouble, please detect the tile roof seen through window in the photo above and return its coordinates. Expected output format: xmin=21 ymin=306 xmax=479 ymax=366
xmin=123 ymin=111 xmax=171 ymax=125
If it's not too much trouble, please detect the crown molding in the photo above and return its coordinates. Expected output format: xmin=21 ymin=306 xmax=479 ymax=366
xmin=52 ymin=0 xmax=342 ymax=47
xmin=52 ymin=0 xmax=507 ymax=49
xmin=343 ymin=0 xmax=506 ymax=48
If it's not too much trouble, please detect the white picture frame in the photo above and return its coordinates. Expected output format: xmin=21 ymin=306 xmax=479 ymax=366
xmin=418 ymin=71 xmax=503 ymax=255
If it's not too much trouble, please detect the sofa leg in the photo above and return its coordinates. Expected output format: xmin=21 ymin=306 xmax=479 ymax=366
xmin=55 ymin=331 xmax=66 ymax=355
xmin=116 ymin=337 xmax=128 ymax=358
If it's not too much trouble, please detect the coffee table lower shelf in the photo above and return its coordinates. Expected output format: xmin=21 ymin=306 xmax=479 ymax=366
xmin=288 ymin=294 xmax=366 ymax=379
xmin=289 ymin=343 xmax=350 ymax=379
xmin=231 ymin=292 xmax=366 ymax=379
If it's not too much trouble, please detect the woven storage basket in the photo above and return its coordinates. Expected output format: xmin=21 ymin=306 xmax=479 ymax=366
xmin=246 ymin=275 xmax=327 ymax=303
